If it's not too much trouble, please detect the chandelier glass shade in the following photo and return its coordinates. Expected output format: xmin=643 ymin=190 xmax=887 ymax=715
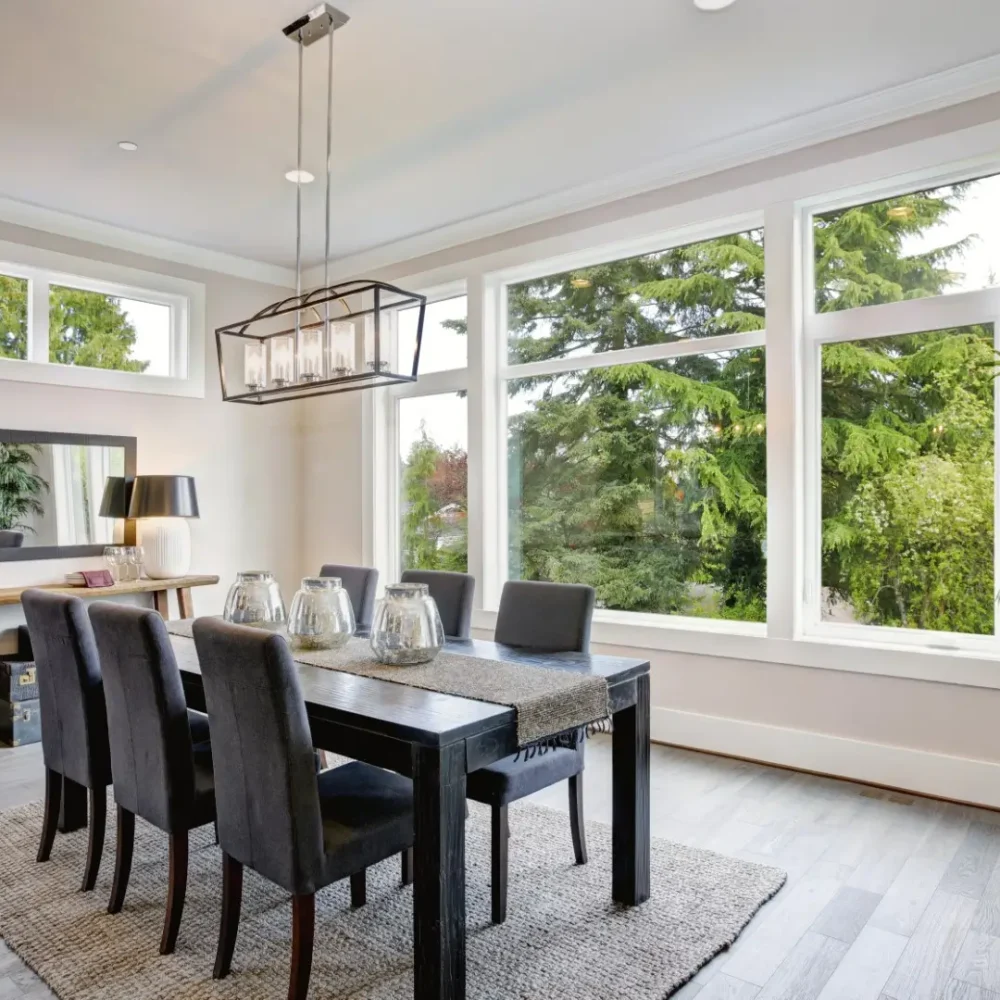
xmin=216 ymin=4 xmax=427 ymax=405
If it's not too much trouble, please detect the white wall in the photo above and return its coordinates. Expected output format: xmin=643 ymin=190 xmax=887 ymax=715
xmin=0 ymin=222 xmax=300 ymax=648
xmin=301 ymin=91 xmax=1000 ymax=807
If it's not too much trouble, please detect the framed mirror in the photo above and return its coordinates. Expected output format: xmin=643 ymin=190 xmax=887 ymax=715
xmin=0 ymin=430 xmax=137 ymax=562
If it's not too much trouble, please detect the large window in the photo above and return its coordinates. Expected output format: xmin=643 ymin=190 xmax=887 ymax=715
xmin=807 ymin=172 xmax=1000 ymax=645
xmin=0 ymin=243 xmax=201 ymax=397
xmin=503 ymin=229 xmax=767 ymax=623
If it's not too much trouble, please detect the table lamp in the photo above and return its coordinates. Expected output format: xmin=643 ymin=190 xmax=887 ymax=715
xmin=127 ymin=475 xmax=199 ymax=580
xmin=98 ymin=476 xmax=132 ymax=519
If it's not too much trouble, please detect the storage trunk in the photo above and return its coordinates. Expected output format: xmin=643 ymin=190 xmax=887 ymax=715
xmin=0 ymin=660 xmax=38 ymax=702
xmin=0 ymin=697 xmax=41 ymax=747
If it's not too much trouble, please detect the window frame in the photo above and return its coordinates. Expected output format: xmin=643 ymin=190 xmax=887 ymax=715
xmin=0 ymin=240 xmax=205 ymax=398
xmin=367 ymin=120 xmax=1000 ymax=689
xmin=374 ymin=281 xmax=470 ymax=588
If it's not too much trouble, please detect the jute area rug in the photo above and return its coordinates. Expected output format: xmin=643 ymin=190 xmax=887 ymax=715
xmin=0 ymin=795 xmax=785 ymax=1000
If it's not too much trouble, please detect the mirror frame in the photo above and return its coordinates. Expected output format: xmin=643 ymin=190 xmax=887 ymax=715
xmin=0 ymin=429 xmax=137 ymax=563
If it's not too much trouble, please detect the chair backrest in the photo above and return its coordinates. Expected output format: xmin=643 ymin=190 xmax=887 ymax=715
xmin=0 ymin=530 xmax=24 ymax=548
xmin=494 ymin=581 xmax=595 ymax=653
xmin=192 ymin=616 xmax=324 ymax=895
xmin=88 ymin=602 xmax=196 ymax=833
xmin=400 ymin=569 xmax=475 ymax=638
xmin=20 ymin=589 xmax=110 ymax=789
xmin=319 ymin=563 xmax=378 ymax=628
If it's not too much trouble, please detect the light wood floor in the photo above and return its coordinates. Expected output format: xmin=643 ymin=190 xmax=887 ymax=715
xmin=3 ymin=736 xmax=1000 ymax=999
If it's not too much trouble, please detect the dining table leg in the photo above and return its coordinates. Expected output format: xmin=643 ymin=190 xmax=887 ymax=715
xmin=412 ymin=741 xmax=467 ymax=1000
xmin=611 ymin=672 xmax=651 ymax=906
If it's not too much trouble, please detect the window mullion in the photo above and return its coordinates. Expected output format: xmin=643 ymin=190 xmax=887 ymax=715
xmin=29 ymin=275 xmax=49 ymax=364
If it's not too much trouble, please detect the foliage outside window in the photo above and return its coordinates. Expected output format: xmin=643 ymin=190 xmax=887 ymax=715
xmin=506 ymin=231 xmax=767 ymax=622
xmin=0 ymin=274 xmax=28 ymax=360
xmin=399 ymin=394 xmax=468 ymax=574
xmin=814 ymin=182 xmax=1000 ymax=635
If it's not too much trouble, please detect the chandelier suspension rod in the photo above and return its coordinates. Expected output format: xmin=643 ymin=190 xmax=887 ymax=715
xmin=294 ymin=34 xmax=304 ymax=338
xmin=323 ymin=25 xmax=336 ymax=335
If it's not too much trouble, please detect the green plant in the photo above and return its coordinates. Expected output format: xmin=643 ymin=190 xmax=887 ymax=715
xmin=0 ymin=443 xmax=49 ymax=533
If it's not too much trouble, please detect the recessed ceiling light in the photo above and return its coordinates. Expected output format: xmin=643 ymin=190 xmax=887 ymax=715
xmin=694 ymin=0 xmax=737 ymax=9
xmin=285 ymin=169 xmax=315 ymax=184
xmin=117 ymin=140 xmax=138 ymax=151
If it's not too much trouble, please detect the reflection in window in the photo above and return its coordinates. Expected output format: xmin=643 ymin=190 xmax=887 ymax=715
xmin=508 ymin=350 xmax=767 ymax=622
xmin=399 ymin=393 xmax=468 ymax=572
xmin=49 ymin=285 xmax=172 ymax=375
xmin=0 ymin=273 xmax=28 ymax=360
xmin=814 ymin=172 xmax=1000 ymax=312
xmin=821 ymin=325 xmax=995 ymax=634
xmin=507 ymin=229 xmax=765 ymax=364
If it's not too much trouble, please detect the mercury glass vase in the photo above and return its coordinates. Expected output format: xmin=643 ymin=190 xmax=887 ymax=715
xmin=369 ymin=582 xmax=445 ymax=665
xmin=222 ymin=570 xmax=286 ymax=629
xmin=287 ymin=576 xmax=355 ymax=651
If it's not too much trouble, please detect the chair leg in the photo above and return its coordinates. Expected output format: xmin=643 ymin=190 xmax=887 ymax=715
xmin=81 ymin=787 xmax=106 ymax=892
xmin=491 ymin=803 xmax=509 ymax=925
xmin=289 ymin=893 xmax=315 ymax=1000
xmin=214 ymin=853 xmax=243 ymax=980
xmin=108 ymin=807 xmax=135 ymax=913
xmin=350 ymin=869 xmax=367 ymax=908
xmin=37 ymin=769 xmax=62 ymax=863
xmin=568 ymin=774 xmax=588 ymax=865
xmin=160 ymin=830 xmax=189 ymax=955
xmin=401 ymin=847 xmax=414 ymax=886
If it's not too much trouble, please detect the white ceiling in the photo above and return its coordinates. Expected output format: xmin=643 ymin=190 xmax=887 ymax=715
xmin=2 ymin=0 xmax=1000 ymax=270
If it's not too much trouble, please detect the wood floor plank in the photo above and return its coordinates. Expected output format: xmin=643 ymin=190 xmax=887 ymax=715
xmin=869 ymin=812 xmax=971 ymax=937
xmin=881 ymin=891 xmax=979 ymax=1000
xmin=847 ymin=808 xmax=939 ymax=894
xmin=814 ymin=926 xmax=908 ymax=1000
xmin=952 ymin=931 xmax=1000 ymax=994
xmin=973 ymin=859 xmax=1000 ymax=937
xmin=722 ymin=872 xmax=843 ymax=986
xmin=810 ymin=886 xmax=882 ymax=943
xmin=697 ymin=973 xmax=761 ymax=999
xmin=939 ymin=824 xmax=1000 ymax=900
xmin=941 ymin=979 xmax=1000 ymax=999
xmin=756 ymin=931 xmax=848 ymax=1000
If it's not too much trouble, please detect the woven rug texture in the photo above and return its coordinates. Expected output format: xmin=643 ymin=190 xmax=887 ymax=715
xmin=0 ymin=795 xmax=784 ymax=1000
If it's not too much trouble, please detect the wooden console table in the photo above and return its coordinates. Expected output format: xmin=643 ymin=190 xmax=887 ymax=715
xmin=0 ymin=574 xmax=220 ymax=619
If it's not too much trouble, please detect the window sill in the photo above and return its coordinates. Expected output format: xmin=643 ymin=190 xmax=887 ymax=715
xmin=470 ymin=609 xmax=1000 ymax=691
xmin=0 ymin=356 xmax=205 ymax=398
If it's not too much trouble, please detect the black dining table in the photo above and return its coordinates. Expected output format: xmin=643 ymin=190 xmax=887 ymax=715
xmin=159 ymin=633 xmax=650 ymax=1000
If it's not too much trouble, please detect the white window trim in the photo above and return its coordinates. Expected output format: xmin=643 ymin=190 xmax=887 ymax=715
xmin=366 ymin=119 xmax=1000 ymax=690
xmin=0 ymin=240 xmax=205 ymax=398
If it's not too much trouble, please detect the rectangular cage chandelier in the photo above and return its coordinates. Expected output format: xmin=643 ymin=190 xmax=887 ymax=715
xmin=216 ymin=4 xmax=427 ymax=405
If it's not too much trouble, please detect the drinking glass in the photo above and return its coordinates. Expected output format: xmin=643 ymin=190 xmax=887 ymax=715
xmin=104 ymin=546 xmax=124 ymax=583
xmin=124 ymin=546 xmax=144 ymax=581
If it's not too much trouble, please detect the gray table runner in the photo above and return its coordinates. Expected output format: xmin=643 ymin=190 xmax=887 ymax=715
xmin=165 ymin=620 xmax=609 ymax=748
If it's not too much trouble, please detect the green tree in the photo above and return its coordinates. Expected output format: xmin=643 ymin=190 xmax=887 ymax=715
xmin=508 ymin=182 xmax=995 ymax=631
xmin=48 ymin=287 xmax=148 ymax=372
xmin=0 ymin=443 xmax=48 ymax=533
xmin=0 ymin=275 xmax=28 ymax=359
xmin=401 ymin=429 xmax=468 ymax=572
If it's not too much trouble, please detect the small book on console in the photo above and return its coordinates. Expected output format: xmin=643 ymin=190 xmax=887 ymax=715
xmin=64 ymin=570 xmax=115 ymax=588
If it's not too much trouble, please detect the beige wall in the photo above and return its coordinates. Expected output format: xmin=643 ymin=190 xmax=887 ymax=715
xmin=0 ymin=222 xmax=300 ymax=647
xmin=300 ymin=92 xmax=1000 ymax=802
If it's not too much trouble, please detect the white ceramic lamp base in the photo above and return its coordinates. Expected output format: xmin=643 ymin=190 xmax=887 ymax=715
xmin=139 ymin=518 xmax=192 ymax=579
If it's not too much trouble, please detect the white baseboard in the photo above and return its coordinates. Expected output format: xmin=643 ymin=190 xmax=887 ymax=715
xmin=651 ymin=707 xmax=1000 ymax=811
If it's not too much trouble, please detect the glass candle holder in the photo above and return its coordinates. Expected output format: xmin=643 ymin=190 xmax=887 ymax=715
xmin=244 ymin=341 xmax=266 ymax=391
xmin=223 ymin=571 xmax=286 ymax=629
xmin=298 ymin=326 xmax=325 ymax=382
xmin=328 ymin=321 xmax=356 ymax=376
xmin=270 ymin=334 xmax=295 ymax=387
xmin=287 ymin=576 xmax=355 ymax=651
xmin=369 ymin=582 xmax=444 ymax=665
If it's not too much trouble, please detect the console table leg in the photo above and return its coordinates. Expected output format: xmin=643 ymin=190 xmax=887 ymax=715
xmin=177 ymin=587 xmax=194 ymax=619
xmin=152 ymin=590 xmax=170 ymax=618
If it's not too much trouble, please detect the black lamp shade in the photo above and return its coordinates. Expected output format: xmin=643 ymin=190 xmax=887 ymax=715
xmin=98 ymin=477 xmax=133 ymax=519
xmin=127 ymin=475 xmax=199 ymax=519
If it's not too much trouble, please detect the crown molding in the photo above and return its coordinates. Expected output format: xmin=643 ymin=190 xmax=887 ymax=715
xmin=0 ymin=196 xmax=295 ymax=288
xmin=309 ymin=52 xmax=1000 ymax=284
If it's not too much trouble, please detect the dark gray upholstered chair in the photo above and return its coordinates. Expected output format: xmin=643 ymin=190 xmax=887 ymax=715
xmin=467 ymin=580 xmax=596 ymax=924
xmin=400 ymin=569 xmax=475 ymax=639
xmin=318 ymin=563 xmax=379 ymax=628
xmin=20 ymin=589 xmax=112 ymax=891
xmin=88 ymin=602 xmax=215 ymax=954
xmin=192 ymin=617 xmax=414 ymax=1000
xmin=0 ymin=530 xmax=24 ymax=548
